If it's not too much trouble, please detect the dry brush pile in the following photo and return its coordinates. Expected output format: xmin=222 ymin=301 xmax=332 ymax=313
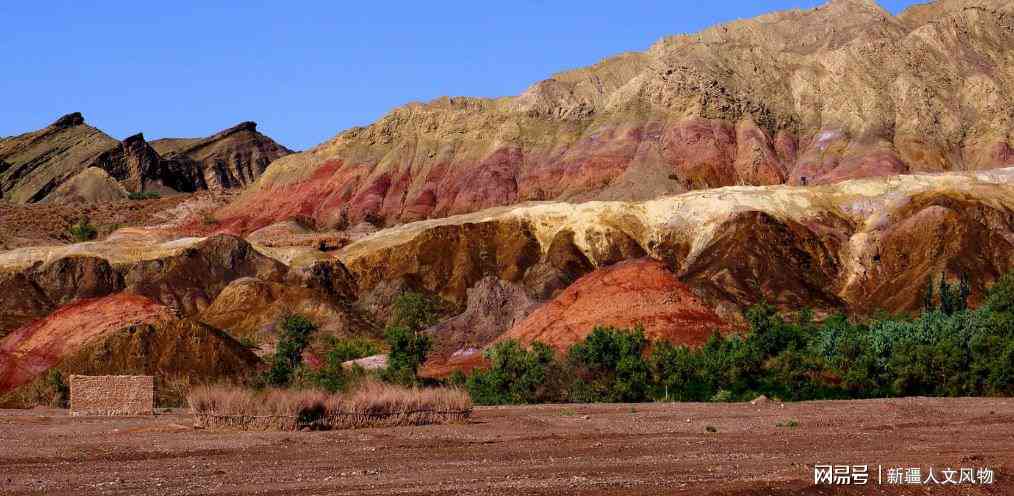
xmin=188 ymin=381 xmax=472 ymax=431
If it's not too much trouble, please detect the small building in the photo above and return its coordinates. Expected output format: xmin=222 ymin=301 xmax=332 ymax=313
xmin=69 ymin=375 xmax=154 ymax=416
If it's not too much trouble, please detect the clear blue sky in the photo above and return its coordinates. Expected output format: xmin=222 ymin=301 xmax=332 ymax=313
xmin=1 ymin=0 xmax=921 ymax=150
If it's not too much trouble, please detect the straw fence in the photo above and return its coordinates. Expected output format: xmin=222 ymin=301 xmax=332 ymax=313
xmin=188 ymin=382 xmax=472 ymax=431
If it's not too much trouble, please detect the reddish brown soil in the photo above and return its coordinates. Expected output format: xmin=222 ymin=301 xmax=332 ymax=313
xmin=2 ymin=397 xmax=1012 ymax=495
xmin=0 ymin=196 xmax=192 ymax=250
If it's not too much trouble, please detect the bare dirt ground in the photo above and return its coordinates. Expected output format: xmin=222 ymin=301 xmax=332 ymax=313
xmin=1 ymin=398 xmax=1012 ymax=495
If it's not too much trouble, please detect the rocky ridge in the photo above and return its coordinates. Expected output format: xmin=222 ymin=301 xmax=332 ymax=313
xmin=221 ymin=0 xmax=1014 ymax=232
xmin=0 ymin=114 xmax=291 ymax=204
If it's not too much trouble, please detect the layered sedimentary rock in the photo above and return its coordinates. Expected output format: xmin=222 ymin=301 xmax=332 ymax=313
xmin=0 ymin=234 xmax=287 ymax=335
xmin=0 ymin=236 xmax=290 ymax=394
xmin=200 ymin=275 xmax=374 ymax=346
xmin=500 ymin=259 xmax=732 ymax=351
xmin=55 ymin=319 xmax=260 ymax=386
xmin=122 ymin=235 xmax=287 ymax=315
xmin=336 ymin=168 xmax=1014 ymax=319
xmin=0 ymin=293 xmax=174 ymax=392
xmin=152 ymin=122 xmax=293 ymax=191
xmin=0 ymin=114 xmax=290 ymax=203
xmin=0 ymin=298 xmax=259 ymax=399
xmin=221 ymin=0 xmax=1014 ymax=232
xmin=39 ymin=167 xmax=128 ymax=204
xmin=0 ymin=113 xmax=119 ymax=203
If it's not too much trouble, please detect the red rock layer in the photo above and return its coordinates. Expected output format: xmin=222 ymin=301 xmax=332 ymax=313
xmin=0 ymin=294 xmax=173 ymax=392
xmin=499 ymin=259 xmax=732 ymax=352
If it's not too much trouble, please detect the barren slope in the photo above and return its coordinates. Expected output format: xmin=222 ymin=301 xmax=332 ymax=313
xmin=222 ymin=0 xmax=1014 ymax=232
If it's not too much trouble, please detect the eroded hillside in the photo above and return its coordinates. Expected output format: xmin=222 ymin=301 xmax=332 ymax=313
xmin=221 ymin=0 xmax=1014 ymax=232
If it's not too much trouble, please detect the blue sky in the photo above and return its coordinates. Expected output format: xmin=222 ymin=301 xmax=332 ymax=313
xmin=1 ymin=1 xmax=921 ymax=150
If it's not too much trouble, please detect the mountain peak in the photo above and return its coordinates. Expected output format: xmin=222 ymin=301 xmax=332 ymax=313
xmin=50 ymin=112 xmax=84 ymax=129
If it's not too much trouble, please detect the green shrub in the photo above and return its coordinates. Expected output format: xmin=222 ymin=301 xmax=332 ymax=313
xmin=68 ymin=218 xmax=97 ymax=242
xmin=380 ymin=325 xmax=431 ymax=386
xmin=46 ymin=370 xmax=69 ymax=408
xmin=127 ymin=191 xmax=161 ymax=201
xmin=985 ymin=273 xmax=1014 ymax=313
xmin=390 ymin=291 xmax=441 ymax=332
xmin=299 ymin=336 xmax=382 ymax=393
xmin=568 ymin=326 xmax=651 ymax=403
xmin=466 ymin=340 xmax=567 ymax=405
xmin=265 ymin=314 xmax=318 ymax=387
xmin=238 ymin=336 xmax=259 ymax=348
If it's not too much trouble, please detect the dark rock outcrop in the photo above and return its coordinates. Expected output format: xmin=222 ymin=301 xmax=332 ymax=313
xmin=680 ymin=211 xmax=850 ymax=318
xmin=425 ymin=277 xmax=539 ymax=361
xmin=1 ymin=114 xmax=291 ymax=204
xmin=29 ymin=256 xmax=124 ymax=307
xmin=522 ymin=229 xmax=594 ymax=299
xmin=0 ymin=272 xmax=53 ymax=339
xmin=122 ymin=235 xmax=287 ymax=315
xmin=152 ymin=121 xmax=292 ymax=191
xmin=0 ymin=113 xmax=120 ymax=203
xmin=90 ymin=133 xmax=164 ymax=192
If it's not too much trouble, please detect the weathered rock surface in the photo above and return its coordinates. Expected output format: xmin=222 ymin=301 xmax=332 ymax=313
xmin=342 ymin=218 xmax=542 ymax=306
xmin=0 ymin=113 xmax=119 ymax=203
xmin=336 ymin=168 xmax=1014 ymax=317
xmin=200 ymin=275 xmax=374 ymax=346
xmin=222 ymin=0 xmax=1014 ymax=231
xmin=0 ymin=272 xmax=53 ymax=340
xmin=499 ymin=259 xmax=732 ymax=352
xmin=39 ymin=167 xmax=128 ymax=204
xmin=53 ymin=319 xmax=260 ymax=387
xmin=0 ymin=293 xmax=174 ymax=392
xmin=152 ymin=122 xmax=292 ymax=191
xmin=0 ymin=115 xmax=291 ymax=204
xmin=424 ymin=277 xmax=539 ymax=363
xmin=29 ymin=255 xmax=124 ymax=307
xmin=0 ymin=234 xmax=288 ymax=334
xmin=122 ymin=235 xmax=287 ymax=315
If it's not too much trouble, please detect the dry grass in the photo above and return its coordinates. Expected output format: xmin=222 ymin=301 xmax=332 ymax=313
xmin=188 ymin=381 xmax=472 ymax=431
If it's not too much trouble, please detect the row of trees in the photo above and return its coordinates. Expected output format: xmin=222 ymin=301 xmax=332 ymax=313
xmin=258 ymin=274 xmax=1014 ymax=404
xmin=461 ymin=274 xmax=1014 ymax=404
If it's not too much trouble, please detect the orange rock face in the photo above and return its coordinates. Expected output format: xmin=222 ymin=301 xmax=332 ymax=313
xmin=0 ymin=294 xmax=173 ymax=392
xmin=500 ymin=259 xmax=733 ymax=352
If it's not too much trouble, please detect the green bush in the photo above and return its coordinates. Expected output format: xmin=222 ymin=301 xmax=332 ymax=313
xmin=265 ymin=314 xmax=318 ymax=387
xmin=299 ymin=336 xmax=382 ymax=393
xmin=127 ymin=191 xmax=161 ymax=201
xmin=466 ymin=340 xmax=567 ymax=405
xmin=68 ymin=219 xmax=98 ymax=242
xmin=390 ymin=291 xmax=441 ymax=332
xmin=375 ymin=291 xmax=445 ymax=386
xmin=46 ymin=370 xmax=69 ymax=408
xmin=568 ymin=326 xmax=651 ymax=403
xmin=380 ymin=325 xmax=431 ymax=386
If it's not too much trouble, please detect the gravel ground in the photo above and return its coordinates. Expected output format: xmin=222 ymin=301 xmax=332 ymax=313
xmin=1 ymin=397 xmax=1012 ymax=495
